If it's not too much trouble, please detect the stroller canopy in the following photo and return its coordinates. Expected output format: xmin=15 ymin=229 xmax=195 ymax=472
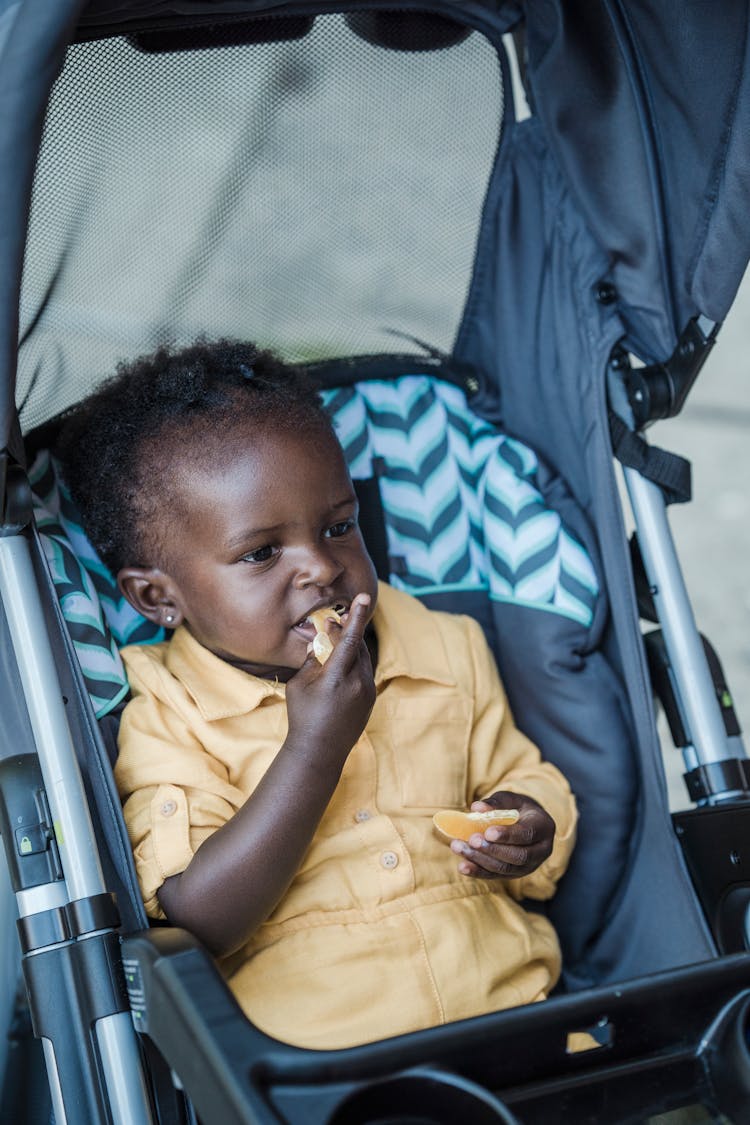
xmin=1 ymin=0 xmax=750 ymax=455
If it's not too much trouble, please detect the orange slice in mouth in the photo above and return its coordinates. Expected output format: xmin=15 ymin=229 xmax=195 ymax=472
xmin=308 ymin=606 xmax=342 ymax=665
xmin=432 ymin=807 xmax=520 ymax=842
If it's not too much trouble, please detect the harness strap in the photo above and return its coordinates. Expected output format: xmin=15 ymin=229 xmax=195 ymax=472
xmin=608 ymin=411 xmax=692 ymax=505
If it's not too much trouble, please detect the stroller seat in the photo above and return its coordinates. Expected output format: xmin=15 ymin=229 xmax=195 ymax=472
xmin=15 ymin=379 xmax=750 ymax=1121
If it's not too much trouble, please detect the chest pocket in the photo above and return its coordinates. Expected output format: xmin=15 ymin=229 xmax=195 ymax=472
xmin=388 ymin=694 xmax=472 ymax=809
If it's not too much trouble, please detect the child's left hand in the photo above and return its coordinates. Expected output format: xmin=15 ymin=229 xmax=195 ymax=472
xmin=450 ymin=791 xmax=556 ymax=880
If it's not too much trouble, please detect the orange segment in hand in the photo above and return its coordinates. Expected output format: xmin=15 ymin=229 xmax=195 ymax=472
xmin=432 ymin=807 xmax=520 ymax=842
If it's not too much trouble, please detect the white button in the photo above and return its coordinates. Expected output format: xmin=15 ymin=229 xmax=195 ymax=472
xmin=380 ymin=851 xmax=399 ymax=869
xmin=160 ymin=800 xmax=177 ymax=817
xmin=354 ymin=809 xmax=371 ymax=823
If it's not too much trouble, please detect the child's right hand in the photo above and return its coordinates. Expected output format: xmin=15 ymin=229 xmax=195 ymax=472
xmin=285 ymin=593 xmax=376 ymax=763
xmin=158 ymin=593 xmax=376 ymax=958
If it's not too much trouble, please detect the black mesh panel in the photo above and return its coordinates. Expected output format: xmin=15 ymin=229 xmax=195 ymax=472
xmin=19 ymin=11 xmax=503 ymax=430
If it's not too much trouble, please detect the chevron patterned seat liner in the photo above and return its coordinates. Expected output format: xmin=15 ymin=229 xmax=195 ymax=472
xmin=30 ymin=449 xmax=166 ymax=717
xmin=324 ymin=377 xmax=598 ymax=623
xmin=29 ymin=375 xmax=598 ymax=719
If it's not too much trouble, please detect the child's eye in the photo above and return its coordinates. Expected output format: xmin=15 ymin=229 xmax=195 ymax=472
xmin=240 ymin=545 xmax=278 ymax=564
xmin=325 ymin=518 xmax=356 ymax=539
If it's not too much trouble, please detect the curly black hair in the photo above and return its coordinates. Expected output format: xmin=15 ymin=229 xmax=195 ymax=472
xmin=56 ymin=339 xmax=334 ymax=575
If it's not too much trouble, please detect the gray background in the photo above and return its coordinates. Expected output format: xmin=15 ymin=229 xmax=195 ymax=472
xmin=649 ymin=270 xmax=750 ymax=808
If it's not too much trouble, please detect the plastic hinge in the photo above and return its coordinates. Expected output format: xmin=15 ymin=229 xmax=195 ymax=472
xmin=684 ymin=758 xmax=750 ymax=803
xmin=625 ymin=318 xmax=718 ymax=427
xmin=17 ymin=892 xmax=120 ymax=954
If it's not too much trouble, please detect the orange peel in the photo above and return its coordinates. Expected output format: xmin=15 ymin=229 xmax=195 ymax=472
xmin=308 ymin=606 xmax=342 ymax=665
xmin=432 ymin=807 xmax=520 ymax=842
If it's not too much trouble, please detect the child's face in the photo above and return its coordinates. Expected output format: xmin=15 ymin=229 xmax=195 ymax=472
xmin=142 ymin=424 xmax=378 ymax=680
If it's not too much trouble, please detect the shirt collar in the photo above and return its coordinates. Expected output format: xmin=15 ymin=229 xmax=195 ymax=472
xmin=165 ymin=582 xmax=455 ymax=721
xmin=166 ymin=626 xmax=285 ymax=721
xmin=370 ymin=582 xmax=456 ymax=688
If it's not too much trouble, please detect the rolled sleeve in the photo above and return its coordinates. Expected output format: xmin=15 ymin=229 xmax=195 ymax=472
xmin=116 ymin=669 xmax=245 ymax=919
xmin=123 ymin=784 xmax=192 ymax=919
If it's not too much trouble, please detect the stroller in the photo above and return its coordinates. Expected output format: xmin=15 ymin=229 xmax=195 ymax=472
xmin=1 ymin=1 xmax=750 ymax=1121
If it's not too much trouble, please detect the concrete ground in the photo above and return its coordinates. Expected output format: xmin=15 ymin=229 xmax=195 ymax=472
xmin=647 ymin=271 xmax=750 ymax=808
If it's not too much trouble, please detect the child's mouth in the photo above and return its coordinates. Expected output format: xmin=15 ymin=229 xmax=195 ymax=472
xmin=292 ymin=601 xmax=348 ymax=640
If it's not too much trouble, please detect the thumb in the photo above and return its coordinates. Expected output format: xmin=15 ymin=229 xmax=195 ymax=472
xmin=473 ymin=791 xmax=525 ymax=812
xmin=327 ymin=593 xmax=372 ymax=668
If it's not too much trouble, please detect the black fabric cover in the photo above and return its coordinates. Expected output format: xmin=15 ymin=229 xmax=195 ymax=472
xmin=491 ymin=603 xmax=636 ymax=988
xmin=458 ymin=108 xmax=716 ymax=980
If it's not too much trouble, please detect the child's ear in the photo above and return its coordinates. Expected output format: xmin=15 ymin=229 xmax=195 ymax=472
xmin=117 ymin=567 xmax=183 ymax=630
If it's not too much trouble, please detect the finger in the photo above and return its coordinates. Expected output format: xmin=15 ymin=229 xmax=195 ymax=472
xmin=451 ymin=837 xmax=535 ymax=875
xmin=475 ymin=791 xmax=525 ymax=812
xmin=293 ymin=634 xmax=333 ymax=678
xmin=292 ymin=644 xmax=325 ymax=682
xmin=452 ymin=844 xmax=517 ymax=878
xmin=456 ymin=857 xmax=482 ymax=878
xmin=468 ymin=833 xmax=533 ymax=866
xmin=460 ymin=851 xmax=529 ymax=877
xmin=327 ymin=594 xmax=371 ymax=669
xmin=484 ymin=820 xmax=537 ymax=846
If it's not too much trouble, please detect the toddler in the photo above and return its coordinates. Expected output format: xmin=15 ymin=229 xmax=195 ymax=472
xmin=58 ymin=339 xmax=577 ymax=1050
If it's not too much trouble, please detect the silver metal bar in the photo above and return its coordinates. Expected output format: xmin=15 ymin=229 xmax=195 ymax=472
xmin=42 ymin=1038 xmax=68 ymax=1125
xmin=623 ymin=467 xmax=737 ymax=768
xmin=0 ymin=533 xmax=154 ymax=1124
xmin=97 ymin=1012 xmax=154 ymax=1125
xmin=16 ymin=880 xmax=69 ymax=921
xmin=0 ymin=535 xmax=104 ymax=899
xmin=0 ymin=855 xmax=18 ymax=1103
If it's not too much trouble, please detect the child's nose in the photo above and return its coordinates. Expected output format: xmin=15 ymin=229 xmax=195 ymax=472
xmin=293 ymin=545 xmax=343 ymax=589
